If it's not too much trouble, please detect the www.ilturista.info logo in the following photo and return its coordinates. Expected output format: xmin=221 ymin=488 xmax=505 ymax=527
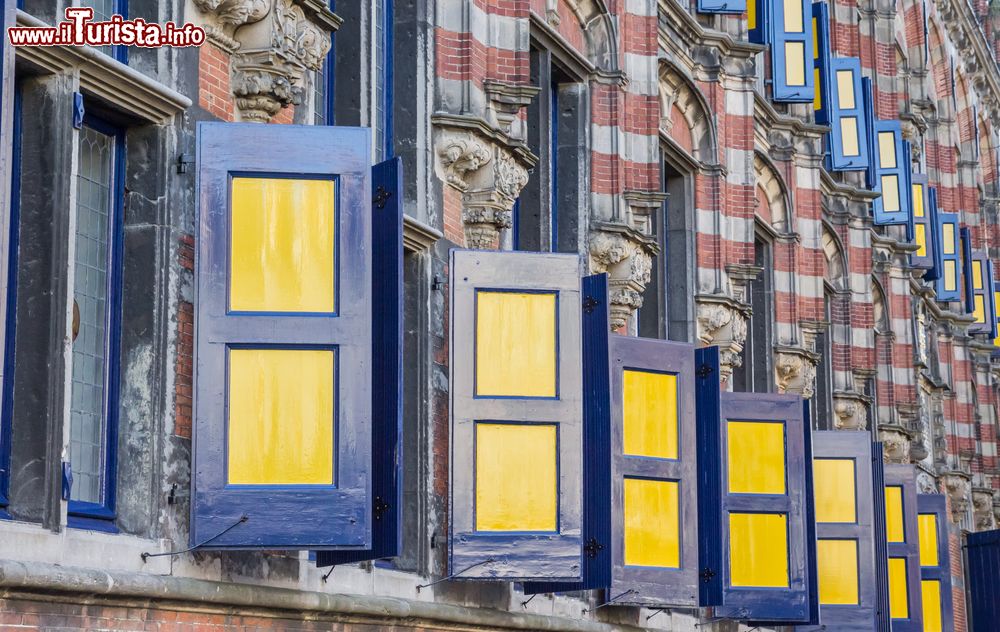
xmin=7 ymin=8 xmax=206 ymax=48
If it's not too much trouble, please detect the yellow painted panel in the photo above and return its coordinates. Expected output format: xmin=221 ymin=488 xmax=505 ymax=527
xmin=227 ymin=348 xmax=335 ymax=485
xmin=886 ymin=486 xmax=905 ymax=543
xmin=785 ymin=42 xmax=807 ymax=86
xmin=881 ymin=175 xmax=901 ymax=213
xmin=913 ymin=184 xmax=925 ymax=217
xmin=623 ymin=370 xmax=678 ymax=460
xmin=889 ymin=558 xmax=910 ymax=619
xmin=728 ymin=421 xmax=785 ymax=494
xmin=813 ymin=458 xmax=857 ymax=523
xmin=836 ymin=70 xmax=856 ymax=109
xmin=919 ymin=513 xmax=940 ymax=567
xmin=943 ymin=224 xmax=956 ymax=255
xmin=230 ymin=177 xmax=336 ymax=313
xmin=944 ymin=261 xmax=958 ymax=292
xmin=879 ymin=131 xmax=898 ymax=168
xmin=922 ymin=580 xmax=943 ymax=632
xmin=840 ymin=117 xmax=861 ymax=157
xmin=812 ymin=17 xmax=818 ymax=58
xmin=475 ymin=291 xmax=557 ymax=398
xmin=475 ymin=423 xmax=557 ymax=531
xmin=974 ymin=294 xmax=986 ymax=324
xmin=748 ymin=0 xmax=756 ymax=30
xmin=729 ymin=513 xmax=790 ymax=587
xmin=783 ymin=0 xmax=803 ymax=31
xmin=916 ymin=224 xmax=928 ymax=257
xmin=818 ymin=539 xmax=860 ymax=605
xmin=814 ymin=69 xmax=822 ymax=111
xmin=974 ymin=260 xmax=984 ymax=290
xmin=623 ymin=478 xmax=680 ymax=568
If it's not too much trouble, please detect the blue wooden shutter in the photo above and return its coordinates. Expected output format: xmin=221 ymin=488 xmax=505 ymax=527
xmin=872 ymin=444 xmax=892 ymax=632
xmin=524 ymin=273 xmax=612 ymax=594
xmin=316 ymin=157 xmax=403 ymax=566
xmin=916 ymin=494 xmax=955 ymax=632
xmin=966 ymin=529 xmax=1000 ymax=632
xmin=909 ymin=175 xmax=934 ymax=271
xmin=797 ymin=431 xmax=881 ymax=631
xmin=862 ymin=78 xmax=878 ymax=189
xmin=883 ymin=464 xmax=924 ymax=631
xmin=924 ymin=186 xmax=942 ymax=281
xmin=193 ymin=122 xmax=372 ymax=549
xmin=812 ymin=3 xmax=831 ymax=124
xmin=872 ymin=121 xmax=911 ymax=226
xmin=828 ymin=58 xmax=870 ymax=171
xmin=697 ymin=358 xmax=817 ymax=624
xmin=770 ymin=0 xmax=815 ymax=102
xmin=934 ymin=212 xmax=961 ymax=301
xmin=961 ymin=228 xmax=997 ymax=336
xmin=749 ymin=0 xmax=768 ymax=44
xmin=449 ymin=250 xmax=583 ymax=581
xmin=697 ymin=0 xmax=746 ymax=15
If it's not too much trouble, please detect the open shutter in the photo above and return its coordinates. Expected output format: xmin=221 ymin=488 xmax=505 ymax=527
xmin=749 ymin=0 xmax=768 ymax=44
xmin=697 ymin=355 xmax=816 ymax=624
xmin=862 ymin=78 xmax=878 ymax=189
xmin=872 ymin=121 xmax=911 ymax=226
xmin=828 ymin=58 xmax=870 ymax=171
xmin=916 ymin=494 xmax=955 ymax=632
xmin=524 ymin=273 xmax=612 ymax=594
xmin=962 ymin=228 xmax=996 ymax=336
xmin=316 ymin=157 xmax=403 ymax=566
xmin=966 ymin=529 xmax=1000 ymax=632
xmin=993 ymin=271 xmax=1000 ymax=352
xmin=872 ymin=444 xmax=892 ymax=632
xmin=922 ymin=186 xmax=942 ymax=280
xmin=883 ymin=464 xmax=924 ymax=631
xmin=909 ymin=175 xmax=934 ymax=270
xmin=193 ymin=123 xmax=372 ymax=549
xmin=449 ymin=250 xmax=583 ymax=580
xmin=798 ymin=431 xmax=881 ymax=631
xmin=770 ymin=0 xmax=815 ymax=102
xmin=697 ymin=0 xmax=745 ymax=15
xmin=934 ymin=212 xmax=961 ymax=302
xmin=812 ymin=3 xmax=831 ymax=122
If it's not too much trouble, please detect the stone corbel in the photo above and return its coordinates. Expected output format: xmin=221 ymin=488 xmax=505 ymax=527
xmin=972 ymin=487 xmax=997 ymax=531
xmin=695 ymin=296 xmax=749 ymax=387
xmin=940 ymin=470 xmax=972 ymax=524
xmin=588 ymin=223 xmax=659 ymax=331
xmin=483 ymin=81 xmax=540 ymax=138
xmin=774 ymin=347 xmax=818 ymax=398
xmin=622 ymin=190 xmax=669 ymax=240
xmin=194 ymin=0 xmax=341 ymax=122
xmin=832 ymin=392 xmax=868 ymax=430
xmin=434 ymin=127 xmax=533 ymax=249
xmin=879 ymin=424 xmax=913 ymax=464
xmin=916 ymin=471 xmax=939 ymax=495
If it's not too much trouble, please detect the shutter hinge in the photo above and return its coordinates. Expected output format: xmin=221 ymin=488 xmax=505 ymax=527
xmin=167 ymin=483 xmax=190 ymax=505
xmin=431 ymin=274 xmax=444 ymax=292
xmin=582 ymin=296 xmax=599 ymax=314
xmin=373 ymin=185 xmax=392 ymax=209
xmin=72 ymin=93 xmax=85 ymax=130
xmin=373 ymin=496 xmax=389 ymax=521
xmin=61 ymin=461 xmax=73 ymax=501
xmin=699 ymin=566 xmax=716 ymax=583
xmin=697 ymin=363 xmax=714 ymax=379
xmin=176 ymin=153 xmax=194 ymax=174
xmin=583 ymin=537 xmax=604 ymax=558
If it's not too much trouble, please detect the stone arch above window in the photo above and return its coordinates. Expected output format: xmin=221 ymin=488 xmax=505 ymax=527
xmin=822 ymin=223 xmax=848 ymax=291
xmin=552 ymin=0 xmax=618 ymax=73
xmin=753 ymin=153 xmax=792 ymax=232
xmin=872 ymin=278 xmax=890 ymax=333
xmin=659 ymin=62 xmax=717 ymax=164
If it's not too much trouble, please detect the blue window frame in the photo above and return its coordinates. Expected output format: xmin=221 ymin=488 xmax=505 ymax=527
xmin=827 ymin=58 xmax=870 ymax=171
xmin=871 ymin=441 xmax=891 ymax=632
xmin=697 ymin=0 xmax=746 ymax=15
xmin=812 ymin=3 xmax=831 ymax=122
xmin=81 ymin=0 xmax=128 ymax=63
xmin=909 ymin=175 xmax=935 ymax=272
xmin=883 ymin=464 xmax=924 ymax=631
xmin=192 ymin=123 xmax=373 ymax=549
xmin=799 ymin=431 xmax=881 ymax=631
xmin=0 ymin=81 xmax=19 ymax=521
xmin=67 ymin=113 xmax=126 ymax=532
xmin=769 ymin=0 xmax=814 ymax=102
xmin=872 ymin=120 xmax=911 ymax=226
xmin=697 ymin=345 xmax=818 ymax=624
xmin=934 ymin=212 xmax=961 ymax=302
xmin=373 ymin=0 xmax=393 ymax=160
xmin=961 ymin=228 xmax=997 ymax=337
xmin=916 ymin=494 xmax=955 ymax=632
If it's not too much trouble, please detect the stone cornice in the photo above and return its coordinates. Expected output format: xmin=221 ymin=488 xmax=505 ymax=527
xmin=936 ymin=0 xmax=1000 ymax=128
xmin=657 ymin=0 xmax=763 ymax=72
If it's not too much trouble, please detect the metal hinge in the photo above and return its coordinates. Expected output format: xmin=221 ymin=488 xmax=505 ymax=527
xmin=373 ymin=185 xmax=393 ymax=209
xmin=697 ymin=363 xmax=714 ymax=379
xmin=373 ymin=496 xmax=390 ymax=521
xmin=699 ymin=567 xmax=716 ymax=583
xmin=583 ymin=537 xmax=604 ymax=559
xmin=582 ymin=296 xmax=599 ymax=314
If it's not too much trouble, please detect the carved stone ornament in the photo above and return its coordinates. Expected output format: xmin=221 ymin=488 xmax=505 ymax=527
xmin=879 ymin=425 xmax=912 ymax=464
xmin=434 ymin=129 xmax=531 ymax=249
xmin=774 ymin=349 xmax=818 ymax=398
xmin=192 ymin=0 xmax=340 ymax=121
xmin=696 ymin=299 xmax=749 ymax=387
xmin=972 ymin=488 xmax=997 ymax=531
xmin=589 ymin=226 xmax=656 ymax=331
xmin=940 ymin=471 xmax=972 ymax=525
xmin=832 ymin=394 xmax=867 ymax=430
xmin=916 ymin=472 xmax=939 ymax=495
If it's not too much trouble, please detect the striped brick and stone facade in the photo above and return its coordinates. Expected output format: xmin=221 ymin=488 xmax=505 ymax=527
xmin=0 ymin=0 xmax=998 ymax=630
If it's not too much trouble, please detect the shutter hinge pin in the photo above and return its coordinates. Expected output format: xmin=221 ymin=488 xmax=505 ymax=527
xmin=373 ymin=496 xmax=389 ymax=521
xmin=431 ymin=274 xmax=444 ymax=291
xmin=696 ymin=364 xmax=714 ymax=379
xmin=582 ymin=296 xmax=599 ymax=314
xmin=176 ymin=153 xmax=194 ymax=174
xmin=583 ymin=537 xmax=604 ymax=558
xmin=373 ymin=185 xmax=392 ymax=209
xmin=699 ymin=566 xmax=716 ymax=582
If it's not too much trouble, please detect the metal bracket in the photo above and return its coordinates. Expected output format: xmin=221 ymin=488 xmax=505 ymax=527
xmin=373 ymin=496 xmax=389 ymax=521
xmin=583 ymin=537 xmax=604 ymax=559
xmin=72 ymin=93 xmax=85 ymax=130
xmin=176 ymin=153 xmax=194 ymax=174
xmin=699 ymin=566 xmax=716 ymax=583
xmin=582 ymin=296 xmax=600 ymax=314
xmin=696 ymin=363 xmax=714 ymax=379
xmin=373 ymin=185 xmax=393 ymax=209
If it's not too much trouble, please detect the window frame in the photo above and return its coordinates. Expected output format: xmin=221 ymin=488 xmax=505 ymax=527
xmin=66 ymin=112 xmax=127 ymax=532
xmin=871 ymin=120 xmax=912 ymax=226
xmin=0 ymin=79 xmax=19 ymax=520
xmin=916 ymin=493 xmax=956 ymax=632
xmin=827 ymin=58 xmax=870 ymax=171
xmin=934 ymin=212 xmax=961 ymax=302
xmin=883 ymin=464 xmax=924 ymax=631
xmin=313 ymin=0 xmax=336 ymax=126
xmin=80 ymin=0 xmax=129 ymax=64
